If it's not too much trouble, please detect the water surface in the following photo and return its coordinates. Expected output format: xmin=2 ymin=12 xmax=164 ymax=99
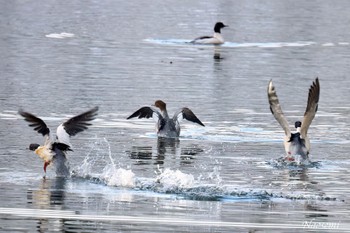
xmin=1 ymin=0 xmax=350 ymax=232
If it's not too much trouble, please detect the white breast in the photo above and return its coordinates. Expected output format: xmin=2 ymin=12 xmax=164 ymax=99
xmin=35 ymin=145 xmax=54 ymax=162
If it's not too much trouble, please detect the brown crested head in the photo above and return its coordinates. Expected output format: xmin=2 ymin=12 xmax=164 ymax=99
xmin=154 ymin=100 xmax=166 ymax=111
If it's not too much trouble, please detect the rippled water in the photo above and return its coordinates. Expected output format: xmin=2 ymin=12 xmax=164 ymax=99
xmin=1 ymin=0 xmax=350 ymax=232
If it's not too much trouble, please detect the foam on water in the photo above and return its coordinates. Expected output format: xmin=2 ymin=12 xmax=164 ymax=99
xmin=266 ymin=157 xmax=322 ymax=170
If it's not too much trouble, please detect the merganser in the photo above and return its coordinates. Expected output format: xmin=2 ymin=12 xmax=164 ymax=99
xmin=19 ymin=107 xmax=98 ymax=176
xmin=127 ymin=100 xmax=205 ymax=138
xmin=191 ymin=22 xmax=228 ymax=44
xmin=268 ymin=78 xmax=320 ymax=161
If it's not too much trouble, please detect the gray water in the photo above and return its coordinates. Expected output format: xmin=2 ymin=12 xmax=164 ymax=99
xmin=1 ymin=0 xmax=350 ymax=232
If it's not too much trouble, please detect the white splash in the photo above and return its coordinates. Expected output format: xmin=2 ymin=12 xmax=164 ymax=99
xmin=45 ymin=32 xmax=75 ymax=39
xmin=156 ymin=168 xmax=194 ymax=189
xmin=100 ymin=165 xmax=135 ymax=188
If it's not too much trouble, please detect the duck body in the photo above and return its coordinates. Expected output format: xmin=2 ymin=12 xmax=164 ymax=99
xmin=286 ymin=133 xmax=308 ymax=161
xmin=157 ymin=117 xmax=179 ymax=138
xmin=51 ymin=144 xmax=70 ymax=177
xmin=191 ymin=22 xmax=227 ymax=45
xmin=267 ymin=78 xmax=320 ymax=162
xmin=191 ymin=33 xmax=225 ymax=44
xmin=19 ymin=107 xmax=98 ymax=176
xmin=127 ymin=100 xmax=204 ymax=138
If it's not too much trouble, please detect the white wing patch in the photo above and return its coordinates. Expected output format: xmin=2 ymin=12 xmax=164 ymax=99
xmin=56 ymin=124 xmax=71 ymax=147
xmin=151 ymin=108 xmax=160 ymax=123
xmin=176 ymin=112 xmax=184 ymax=123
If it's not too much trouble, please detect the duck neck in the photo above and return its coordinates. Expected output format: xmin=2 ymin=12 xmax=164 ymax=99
xmin=160 ymin=108 xmax=169 ymax=119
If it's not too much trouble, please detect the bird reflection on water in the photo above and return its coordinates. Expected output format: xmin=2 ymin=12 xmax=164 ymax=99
xmin=127 ymin=138 xmax=203 ymax=166
xmin=27 ymin=177 xmax=66 ymax=207
xmin=26 ymin=177 xmax=67 ymax=232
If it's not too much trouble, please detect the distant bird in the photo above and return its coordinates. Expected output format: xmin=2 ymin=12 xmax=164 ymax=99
xmin=191 ymin=22 xmax=228 ymax=44
xmin=127 ymin=100 xmax=205 ymax=138
xmin=19 ymin=107 xmax=98 ymax=176
xmin=267 ymin=78 xmax=320 ymax=162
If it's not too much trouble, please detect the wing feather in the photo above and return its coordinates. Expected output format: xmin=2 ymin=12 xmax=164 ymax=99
xmin=267 ymin=80 xmax=291 ymax=137
xmin=301 ymin=78 xmax=320 ymax=138
xmin=127 ymin=106 xmax=162 ymax=122
xmin=173 ymin=108 xmax=205 ymax=126
xmin=56 ymin=107 xmax=98 ymax=145
xmin=18 ymin=110 xmax=50 ymax=136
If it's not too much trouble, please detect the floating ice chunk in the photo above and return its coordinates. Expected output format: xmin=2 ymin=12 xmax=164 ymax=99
xmin=45 ymin=32 xmax=75 ymax=39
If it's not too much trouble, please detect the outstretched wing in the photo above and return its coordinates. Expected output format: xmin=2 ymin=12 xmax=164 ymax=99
xmin=267 ymin=80 xmax=291 ymax=137
xmin=173 ymin=107 xmax=205 ymax=126
xmin=127 ymin=106 xmax=162 ymax=121
xmin=56 ymin=106 xmax=98 ymax=145
xmin=301 ymin=78 xmax=320 ymax=138
xmin=18 ymin=110 xmax=50 ymax=137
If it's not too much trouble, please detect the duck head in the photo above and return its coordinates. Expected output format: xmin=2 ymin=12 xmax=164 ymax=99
xmin=295 ymin=121 xmax=302 ymax=133
xmin=214 ymin=22 xmax=228 ymax=33
xmin=154 ymin=100 xmax=167 ymax=111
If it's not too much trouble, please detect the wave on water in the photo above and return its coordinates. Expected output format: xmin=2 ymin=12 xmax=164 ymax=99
xmin=144 ymin=38 xmax=349 ymax=48
xmin=73 ymin=167 xmax=339 ymax=202
xmin=45 ymin=32 xmax=75 ymax=39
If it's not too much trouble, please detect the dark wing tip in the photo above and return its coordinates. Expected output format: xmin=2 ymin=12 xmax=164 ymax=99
xmin=267 ymin=79 xmax=279 ymax=108
xmin=267 ymin=79 xmax=275 ymax=94
xmin=304 ymin=77 xmax=320 ymax=115
xmin=127 ymin=107 xmax=154 ymax=119
xmin=126 ymin=111 xmax=139 ymax=119
xmin=182 ymin=108 xmax=205 ymax=126
xmin=83 ymin=106 xmax=99 ymax=120
xmin=198 ymin=121 xmax=205 ymax=127
xmin=18 ymin=110 xmax=50 ymax=136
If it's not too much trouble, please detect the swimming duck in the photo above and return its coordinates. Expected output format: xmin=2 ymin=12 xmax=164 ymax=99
xmin=127 ymin=100 xmax=205 ymax=138
xmin=191 ymin=22 xmax=228 ymax=44
xmin=19 ymin=107 xmax=98 ymax=176
xmin=268 ymin=78 xmax=320 ymax=161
